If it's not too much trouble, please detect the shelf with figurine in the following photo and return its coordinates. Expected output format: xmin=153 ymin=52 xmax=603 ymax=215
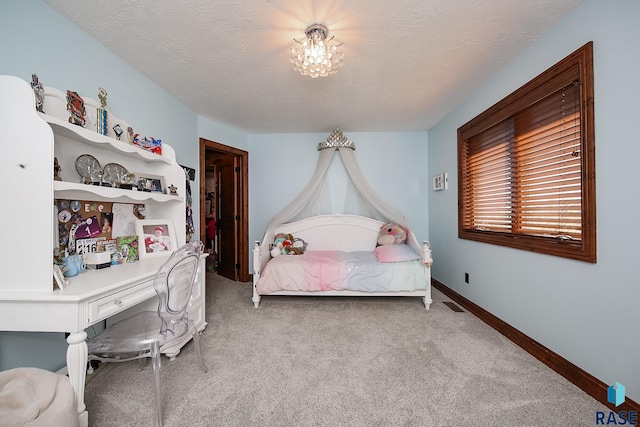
xmin=62 ymin=149 xmax=182 ymax=203
xmin=35 ymin=80 xmax=171 ymax=165
xmin=54 ymin=181 xmax=183 ymax=204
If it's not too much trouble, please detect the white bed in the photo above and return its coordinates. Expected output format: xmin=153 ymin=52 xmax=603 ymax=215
xmin=252 ymin=214 xmax=432 ymax=309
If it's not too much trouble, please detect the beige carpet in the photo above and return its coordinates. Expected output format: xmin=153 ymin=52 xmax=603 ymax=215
xmin=84 ymin=273 xmax=606 ymax=426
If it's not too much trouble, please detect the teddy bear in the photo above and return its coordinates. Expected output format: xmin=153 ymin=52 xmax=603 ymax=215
xmin=377 ymin=222 xmax=407 ymax=246
xmin=283 ymin=245 xmax=304 ymax=255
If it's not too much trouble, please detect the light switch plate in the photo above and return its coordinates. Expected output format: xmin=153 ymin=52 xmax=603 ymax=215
xmin=433 ymin=173 xmax=448 ymax=191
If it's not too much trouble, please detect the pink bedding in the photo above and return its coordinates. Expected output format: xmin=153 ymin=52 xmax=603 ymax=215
xmin=255 ymin=250 xmax=427 ymax=294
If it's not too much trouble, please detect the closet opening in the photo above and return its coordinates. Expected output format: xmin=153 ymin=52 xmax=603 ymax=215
xmin=199 ymin=138 xmax=250 ymax=282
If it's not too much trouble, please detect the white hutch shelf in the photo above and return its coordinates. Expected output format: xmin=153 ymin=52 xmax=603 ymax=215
xmin=0 ymin=75 xmax=205 ymax=427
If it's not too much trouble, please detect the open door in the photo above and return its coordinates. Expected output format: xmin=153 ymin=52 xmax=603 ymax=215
xmin=215 ymin=154 xmax=239 ymax=280
xmin=199 ymin=138 xmax=249 ymax=282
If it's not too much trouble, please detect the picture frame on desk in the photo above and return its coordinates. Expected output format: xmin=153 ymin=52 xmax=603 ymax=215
xmin=53 ymin=264 xmax=68 ymax=290
xmin=133 ymin=172 xmax=165 ymax=194
xmin=136 ymin=219 xmax=176 ymax=259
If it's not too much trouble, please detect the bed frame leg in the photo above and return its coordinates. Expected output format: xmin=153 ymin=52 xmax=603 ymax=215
xmin=252 ymin=241 xmax=262 ymax=308
xmin=252 ymin=282 xmax=261 ymax=308
xmin=421 ymin=241 xmax=433 ymax=310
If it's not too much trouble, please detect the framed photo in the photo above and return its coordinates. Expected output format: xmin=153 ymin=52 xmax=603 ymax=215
xmin=136 ymin=219 xmax=177 ymax=258
xmin=117 ymin=235 xmax=139 ymax=263
xmin=53 ymin=264 xmax=69 ymax=290
xmin=133 ymin=172 xmax=166 ymax=194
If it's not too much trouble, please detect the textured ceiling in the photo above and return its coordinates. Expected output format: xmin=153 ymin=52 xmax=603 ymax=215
xmin=43 ymin=0 xmax=583 ymax=134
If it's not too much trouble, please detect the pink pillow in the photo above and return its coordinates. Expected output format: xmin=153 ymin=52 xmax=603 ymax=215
xmin=374 ymin=244 xmax=420 ymax=263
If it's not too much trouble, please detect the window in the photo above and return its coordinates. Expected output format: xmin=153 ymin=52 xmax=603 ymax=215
xmin=458 ymin=42 xmax=595 ymax=263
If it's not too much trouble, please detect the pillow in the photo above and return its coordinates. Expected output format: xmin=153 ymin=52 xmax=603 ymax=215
xmin=374 ymin=244 xmax=420 ymax=263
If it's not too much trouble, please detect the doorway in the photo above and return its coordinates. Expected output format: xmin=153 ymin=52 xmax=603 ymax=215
xmin=199 ymin=138 xmax=250 ymax=282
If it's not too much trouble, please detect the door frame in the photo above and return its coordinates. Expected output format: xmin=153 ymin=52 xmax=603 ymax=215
xmin=199 ymin=138 xmax=250 ymax=282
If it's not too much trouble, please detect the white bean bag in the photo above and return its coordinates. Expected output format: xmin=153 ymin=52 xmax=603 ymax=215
xmin=0 ymin=367 xmax=78 ymax=427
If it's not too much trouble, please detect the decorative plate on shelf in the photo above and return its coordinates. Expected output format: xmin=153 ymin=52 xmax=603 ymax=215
xmin=75 ymin=154 xmax=102 ymax=184
xmin=102 ymin=162 xmax=130 ymax=188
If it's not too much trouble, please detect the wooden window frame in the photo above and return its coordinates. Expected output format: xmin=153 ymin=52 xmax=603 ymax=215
xmin=458 ymin=42 xmax=596 ymax=263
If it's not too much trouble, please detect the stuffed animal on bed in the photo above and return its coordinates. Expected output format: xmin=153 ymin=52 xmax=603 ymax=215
xmin=271 ymin=233 xmax=308 ymax=256
xmin=270 ymin=233 xmax=287 ymax=257
xmin=377 ymin=222 xmax=407 ymax=246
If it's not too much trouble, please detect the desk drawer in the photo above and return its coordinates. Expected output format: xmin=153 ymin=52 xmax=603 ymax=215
xmin=88 ymin=280 xmax=155 ymax=324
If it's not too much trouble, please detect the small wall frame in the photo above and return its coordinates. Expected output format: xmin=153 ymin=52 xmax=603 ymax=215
xmin=136 ymin=219 xmax=177 ymax=258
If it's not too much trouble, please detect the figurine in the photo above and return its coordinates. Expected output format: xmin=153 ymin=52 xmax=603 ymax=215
xmin=95 ymin=170 xmax=104 ymax=186
xmin=132 ymin=134 xmax=162 ymax=155
xmin=31 ymin=73 xmax=44 ymax=113
xmin=97 ymin=87 xmax=107 ymax=108
xmin=53 ymin=157 xmax=62 ymax=181
xmin=113 ymin=124 xmax=123 ymax=140
xmin=168 ymin=184 xmax=178 ymax=195
xmin=97 ymin=87 xmax=108 ymax=135
xmin=66 ymin=90 xmax=86 ymax=126
xmin=120 ymin=172 xmax=135 ymax=190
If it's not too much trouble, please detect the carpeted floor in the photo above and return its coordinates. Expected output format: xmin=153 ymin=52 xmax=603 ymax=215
xmin=84 ymin=273 xmax=606 ymax=426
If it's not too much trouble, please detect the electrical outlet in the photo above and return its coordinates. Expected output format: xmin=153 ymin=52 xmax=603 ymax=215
xmin=464 ymin=272 xmax=470 ymax=284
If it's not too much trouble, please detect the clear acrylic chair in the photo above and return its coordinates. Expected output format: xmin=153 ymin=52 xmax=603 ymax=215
xmin=87 ymin=240 xmax=208 ymax=427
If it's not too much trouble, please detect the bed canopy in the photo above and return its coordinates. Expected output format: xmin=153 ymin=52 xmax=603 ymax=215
xmin=259 ymin=129 xmax=421 ymax=270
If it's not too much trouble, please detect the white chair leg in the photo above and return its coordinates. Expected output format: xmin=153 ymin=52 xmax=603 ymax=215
xmin=189 ymin=320 xmax=208 ymax=373
xmin=137 ymin=356 xmax=147 ymax=371
xmin=151 ymin=341 xmax=162 ymax=427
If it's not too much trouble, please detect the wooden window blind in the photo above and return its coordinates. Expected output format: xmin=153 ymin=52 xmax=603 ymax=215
xmin=458 ymin=42 xmax=596 ymax=262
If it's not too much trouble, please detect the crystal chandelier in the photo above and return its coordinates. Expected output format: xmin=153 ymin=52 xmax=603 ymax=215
xmin=290 ymin=23 xmax=344 ymax=78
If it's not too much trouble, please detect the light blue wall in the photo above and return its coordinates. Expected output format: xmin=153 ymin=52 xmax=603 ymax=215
xmin=2 ymin=0 xmax=635 ymax=405
xmin=248 ymin=131 xmax=429 ymax=254
xmin=0 ymin=0 xmax=200 ymax=371
xmin=198 ymin=117 xmax=248 ymax=151
xmin=428 ymin=0 xmax=640 ymax=401
xmin=0 ymin=1 xmax=198 ymax=160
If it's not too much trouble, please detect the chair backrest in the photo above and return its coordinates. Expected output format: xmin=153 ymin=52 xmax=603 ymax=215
xmin=152 ymin=241 xmax=203 ymax=338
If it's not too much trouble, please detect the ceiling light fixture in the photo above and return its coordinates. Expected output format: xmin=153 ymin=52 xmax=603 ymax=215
xmin=290 ymin=23 xmax=344 ymax=78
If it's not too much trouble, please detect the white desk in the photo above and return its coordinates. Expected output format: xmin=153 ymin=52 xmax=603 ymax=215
xmin=0 ymin=75 xmax=204 ymax=426
xmin=0 ymin=256 xmax=206 ymax=427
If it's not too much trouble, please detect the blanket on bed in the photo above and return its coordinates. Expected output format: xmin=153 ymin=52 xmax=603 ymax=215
xmin=256 ymin=250 xmax=427 ymax=294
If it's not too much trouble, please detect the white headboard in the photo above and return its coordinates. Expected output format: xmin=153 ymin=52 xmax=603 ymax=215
xmin=273 ymin=214 xmax=383 ymax=252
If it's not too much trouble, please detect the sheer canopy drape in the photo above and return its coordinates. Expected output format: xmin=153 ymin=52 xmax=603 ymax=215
xmin=259 ymin=136 xmax=421 ymax=271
